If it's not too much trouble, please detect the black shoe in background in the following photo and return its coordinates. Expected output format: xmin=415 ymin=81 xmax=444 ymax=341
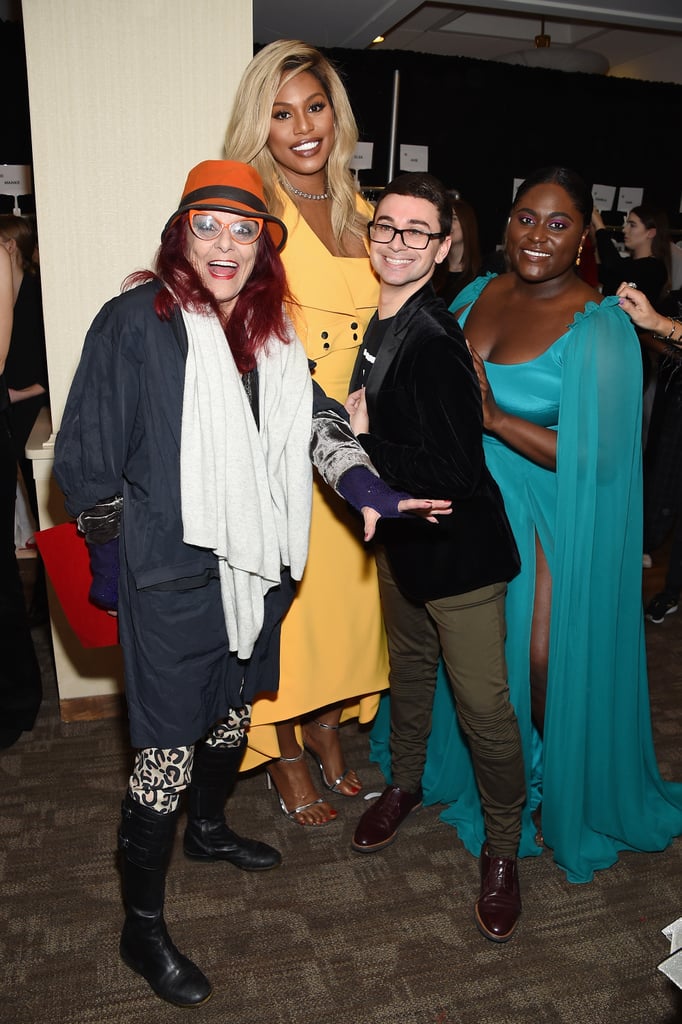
xmin=645 ymin=590 xmax=679 ymax=624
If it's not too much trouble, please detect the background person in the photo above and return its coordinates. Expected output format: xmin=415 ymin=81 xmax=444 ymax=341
xmin=591 ymin=204 xmax=671 ymax=442
xmin=433 ymin=193 xmax=482 ymax=308
xmin=591 ymin=204 xmax=670 ymax=305
xmin=0 ymin=242 xmax=42 ymax=750
xmin=618 ymin=281 xmax=682 ymax=624
xmin=0 ymin=214 xmax=49 ymax=524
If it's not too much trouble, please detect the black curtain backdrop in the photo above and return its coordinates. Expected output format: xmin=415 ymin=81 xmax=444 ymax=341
xmin=1 ymin=19 xmax=32 ymax=215
xmin=311 ymin=45 xmax=682 ymax=255
xmin=4 ymin=19 xmax=681 ymax=254
xmin=2 ymin=19 xmax=31 ymax=163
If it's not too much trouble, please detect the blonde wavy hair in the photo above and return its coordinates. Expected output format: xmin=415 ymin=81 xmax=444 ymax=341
xmin=225 ymin=40 xmax=367 ymax=251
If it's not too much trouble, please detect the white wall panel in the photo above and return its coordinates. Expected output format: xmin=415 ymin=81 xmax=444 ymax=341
xmin=21 ymin=0 xmax=252 ymax=707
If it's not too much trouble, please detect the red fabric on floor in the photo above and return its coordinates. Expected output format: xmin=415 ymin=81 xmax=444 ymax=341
xmin=34 ymin=523 xmax=119 ymax=648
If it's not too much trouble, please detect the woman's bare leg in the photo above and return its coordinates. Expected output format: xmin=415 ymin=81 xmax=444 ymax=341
xmin=530 ymin=534 xmax=552 ymax=738
xmin=529 ymin=534 xmax=552 ymax=846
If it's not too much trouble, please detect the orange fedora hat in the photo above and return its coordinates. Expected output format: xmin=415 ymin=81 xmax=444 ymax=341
xmin=162 ymin=160 xmax=287 ymax=250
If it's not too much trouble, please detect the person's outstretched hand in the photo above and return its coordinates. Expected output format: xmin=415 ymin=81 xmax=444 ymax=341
xmin=361 ymin=498 xmax=452 ymax=542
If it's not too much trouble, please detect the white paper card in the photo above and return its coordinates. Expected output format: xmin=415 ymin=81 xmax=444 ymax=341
xmin=658 ymin=949 xmax=682 ymax=989
xmin=617 ymin=186 xmax=643 ymax=213
xmin=0 ymin=164 xmax=32 ymax=195
xmin=592 ymin=184 xmax=616 ymax=211
xmin=662 ymin=917 xmax=682 ymax=949
xmin=399 ymin=145 xmax=428 ymax=172
xmin=351 ymin=142 xmax=374 ymax=172
xmin=658 ymin=918 xmax=682 ymax=990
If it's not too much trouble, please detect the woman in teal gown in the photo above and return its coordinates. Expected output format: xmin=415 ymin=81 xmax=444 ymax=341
xmin=369 ymin=167 xmax=682 ymax=883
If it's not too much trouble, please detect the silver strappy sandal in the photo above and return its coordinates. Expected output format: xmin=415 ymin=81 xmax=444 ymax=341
xmin=266 ymin=749 xmax=337 ymax=826
xmin=302 ymin=719 xmax=362 ymax=797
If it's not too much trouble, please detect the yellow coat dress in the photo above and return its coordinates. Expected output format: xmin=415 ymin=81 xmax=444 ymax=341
xmin=242 ymin=191 xmax=389 ymax=770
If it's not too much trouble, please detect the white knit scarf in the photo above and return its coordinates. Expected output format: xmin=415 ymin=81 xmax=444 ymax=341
xmin=180 ymin=307 xmax=312 ymax=658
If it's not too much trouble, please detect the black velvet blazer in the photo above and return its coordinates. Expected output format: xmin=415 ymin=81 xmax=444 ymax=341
xmin=349 ymin=282 xmax=520 ymax=602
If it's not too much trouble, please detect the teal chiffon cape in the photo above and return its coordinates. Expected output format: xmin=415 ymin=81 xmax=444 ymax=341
xmin=369 ymin=274 xmax=682 ymax=882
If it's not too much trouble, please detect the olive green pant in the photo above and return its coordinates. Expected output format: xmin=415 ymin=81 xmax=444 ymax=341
xmin=376 ymin=547 xmax=525 ymax=858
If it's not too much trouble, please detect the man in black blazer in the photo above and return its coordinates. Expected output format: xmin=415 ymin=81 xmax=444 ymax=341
xmin=346 ymin=173 xmax=525 ymax=943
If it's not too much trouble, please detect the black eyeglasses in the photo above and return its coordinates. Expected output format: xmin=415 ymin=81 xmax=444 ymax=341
xmin=368 ymin=221 xmax=445 ymax=250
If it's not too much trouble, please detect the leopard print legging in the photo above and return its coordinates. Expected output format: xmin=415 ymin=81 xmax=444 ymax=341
xmin=128 ymin=706 xmax=251 ymax=813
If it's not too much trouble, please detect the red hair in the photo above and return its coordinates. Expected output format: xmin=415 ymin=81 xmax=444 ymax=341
xmin=124 ymin=215 xmax=293 ymax=373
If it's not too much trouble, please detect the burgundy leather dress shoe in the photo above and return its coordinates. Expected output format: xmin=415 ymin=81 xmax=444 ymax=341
xmin=351 ymin=784 xmax=423 ymax=853
xmin=475 ymin=843 xmax=521 ymax=942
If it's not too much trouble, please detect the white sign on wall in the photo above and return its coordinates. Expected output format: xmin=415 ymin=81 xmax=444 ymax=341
xmin=350 ymin=142 xmax=374 ymax=172
xmin=592 ymin=184 xmax=616 ymax=211
xmin=0 ymin=165 xmax=32 ymax=214
xmin=399 ymin=144 xmax=428 ymax=172
xmin=617 ymin=186 xmax=644 ymax=213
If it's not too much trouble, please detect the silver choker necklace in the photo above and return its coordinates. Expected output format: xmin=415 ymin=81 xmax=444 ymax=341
xmin=280 ymin=176 xmax=329 ymax=201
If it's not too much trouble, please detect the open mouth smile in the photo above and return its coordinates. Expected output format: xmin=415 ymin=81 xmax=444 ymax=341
xmin=292 ymin=139 xmax=322 ymax=155
xmin=208 ymin=260 xmax=239 ymax=278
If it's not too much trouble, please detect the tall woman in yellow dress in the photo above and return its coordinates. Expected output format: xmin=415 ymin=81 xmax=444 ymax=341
xmin=225 ymin=40 xmax=387 ymax=825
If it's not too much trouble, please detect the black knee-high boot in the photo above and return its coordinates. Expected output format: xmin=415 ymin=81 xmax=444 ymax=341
xmin=118 ymin=793 xmax=212 ymax=1007
xmin=183 ymin=738 xmax=282 ymax=870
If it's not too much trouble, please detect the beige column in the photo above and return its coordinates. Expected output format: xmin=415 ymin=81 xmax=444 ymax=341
xmin=21 ymin=0 xmax=252 ymax=720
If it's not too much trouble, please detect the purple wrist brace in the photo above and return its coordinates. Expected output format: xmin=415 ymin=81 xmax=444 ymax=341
xmin=86 ymin=537 xmax=120 ymax=610
xmin=336 ymin=466 xmax=411 ymax=518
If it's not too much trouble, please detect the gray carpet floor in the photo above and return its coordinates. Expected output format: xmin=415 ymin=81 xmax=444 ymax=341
xmin=2 ymin=559 xmax=681 ymax=1024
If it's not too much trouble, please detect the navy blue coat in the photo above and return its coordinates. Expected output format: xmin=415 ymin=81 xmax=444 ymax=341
xmin=54 ymin=283 xmax=296 ymax=747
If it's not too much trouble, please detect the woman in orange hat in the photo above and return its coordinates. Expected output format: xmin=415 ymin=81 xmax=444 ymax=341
xmin=225 ymin=41 xmax=389 ymax=826
xmin=53 ymin=160 xmax=447 ymax=1007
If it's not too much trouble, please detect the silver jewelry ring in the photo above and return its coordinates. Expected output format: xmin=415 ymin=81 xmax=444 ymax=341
xmin=627 ymin=281 xmax=638 ymax=288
